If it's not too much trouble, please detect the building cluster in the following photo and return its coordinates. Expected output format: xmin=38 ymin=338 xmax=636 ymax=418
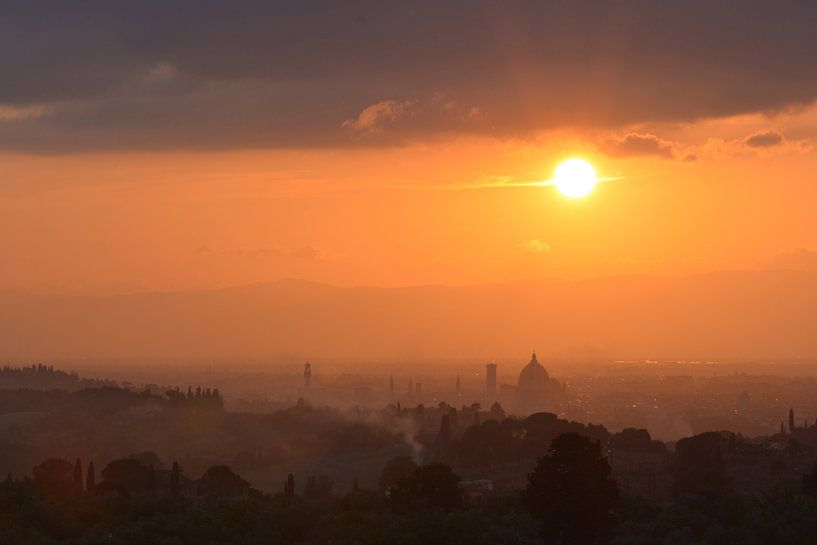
xmin=493 ymin=351 xmax=566 ymax=414
xmin=298 ymin=351 xmax=566 ymax=416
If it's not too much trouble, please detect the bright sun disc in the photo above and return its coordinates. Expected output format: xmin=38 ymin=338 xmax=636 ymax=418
xmin=554 ymin=158 xmax=597 ymax=198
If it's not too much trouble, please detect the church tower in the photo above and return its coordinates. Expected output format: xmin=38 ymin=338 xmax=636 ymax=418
xmin=486 ymin=362 xmax=497 ymax=397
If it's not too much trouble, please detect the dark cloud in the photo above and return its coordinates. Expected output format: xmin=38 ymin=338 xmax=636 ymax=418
xmin=743 ymin=129 xmax=785 ymax=148
xmin=1 ymin=1 xmax=817 ymax=151
xmin=603 ymin=133 xmax=681 ymax=159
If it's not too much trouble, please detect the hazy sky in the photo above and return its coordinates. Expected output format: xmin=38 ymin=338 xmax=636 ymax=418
xmin=3 ymin=1 xmax=817 ymax=294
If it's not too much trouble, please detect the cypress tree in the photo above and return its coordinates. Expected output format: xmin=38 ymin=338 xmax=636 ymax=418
xmin=170 ymin=461 xmax=180 ymax=498
xmin=73 ymin=458 xmax=83 ymax=494
xmin=284 ymin=473 xmax=295 ymax=497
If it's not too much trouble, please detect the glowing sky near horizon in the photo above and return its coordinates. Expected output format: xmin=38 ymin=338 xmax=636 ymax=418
xmin=2 ymin=2 xmax=817 ymax=294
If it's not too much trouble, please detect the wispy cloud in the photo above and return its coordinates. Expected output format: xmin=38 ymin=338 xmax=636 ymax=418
xmin=0 ymin=104 xmax=50 ymax=121
xmin=444 ymin=173 xmax=625 ymax=191
xmin=342 ymin=99 xmax=417 ymax=133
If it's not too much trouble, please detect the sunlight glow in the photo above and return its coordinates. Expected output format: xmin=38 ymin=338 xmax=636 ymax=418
xmin=553 ymin=158 xmax=597 ymax=198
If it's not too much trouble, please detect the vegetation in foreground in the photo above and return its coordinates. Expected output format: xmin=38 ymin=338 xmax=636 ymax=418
xmin=5 ymin=431 xmax=817 ymax=545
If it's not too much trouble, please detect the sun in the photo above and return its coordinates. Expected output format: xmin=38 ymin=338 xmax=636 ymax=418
xmin=553 ymin=158 xmax=597 ymax=198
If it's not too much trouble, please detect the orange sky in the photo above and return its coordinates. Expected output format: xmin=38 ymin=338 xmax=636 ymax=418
xmin=5 ymin=2 xmax=817 ymax=362
xmin=2 ymin=105 xmax=816 ymax=295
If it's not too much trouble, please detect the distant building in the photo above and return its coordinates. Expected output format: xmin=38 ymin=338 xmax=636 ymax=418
xmin=304 ymin=362 xmax=312 ymax=389
xmin=507 ymin=351 xmax=565 ymax=414
xmin=486 ymin=362 xmax=497 ymax=397
xmin=518 ymin=351 xmax=549 ymax=391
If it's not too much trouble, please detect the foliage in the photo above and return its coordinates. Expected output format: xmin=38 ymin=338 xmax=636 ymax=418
xmin=612 ymin=429 xmax=667 ymax=454
xmin=33 ymin=458 xmax=75 ymax=498
xmin=522 ymin=433 xmax=619 ymax=545
xmin=672 ymin=432 xmax=728 ymax=497
xmin=389 ymin=463 xmax=463 ymax=512
xmin=0 ymin=473 xmax=539 ymax=545
xmin=100 ymin=459 xmax=152 ymax=496
xmin=379 ymin=456 xmax=418 ymax=493
xmin=303 ymin=475 xmax=334 ymax=500
xmin=457 ymin=412 xmax=610 ymax=468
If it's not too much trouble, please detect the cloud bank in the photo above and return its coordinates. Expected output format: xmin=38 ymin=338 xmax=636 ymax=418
xmin=743 ymin=130 xmax=785 ymax=148
xmin=2 ymin=1 xmax=817 ymax=151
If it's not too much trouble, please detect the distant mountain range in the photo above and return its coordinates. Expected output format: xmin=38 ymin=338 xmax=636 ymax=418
xmin=1 ymin=269 xmax=816 ymax=361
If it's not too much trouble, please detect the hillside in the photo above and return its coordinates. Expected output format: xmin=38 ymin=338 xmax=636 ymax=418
xmin=1 ymin=270 xmax=815 ymax=360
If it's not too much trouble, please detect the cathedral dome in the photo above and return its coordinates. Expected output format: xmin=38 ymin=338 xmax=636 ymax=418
xmin=518 ymin=351 xmax=550 ymax=391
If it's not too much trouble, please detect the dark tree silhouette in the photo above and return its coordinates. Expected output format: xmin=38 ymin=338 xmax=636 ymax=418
xmin=284 ymin=473 xmax=295 ymax=497
xmin=148 ymin=464 xmax=155 ymax=492
xmin=170 ymin=461 xmax=180 ymax=498
xmin=127 ymin=451 xmax=163 ymax=470
xmin=32 ymin=458 xmax=74 ymax=497
xmin=522 ymin=433 xmax=619 ymax=545
xmin=101 ymin=459 xmax=151 ymax=495
xmin=379 ymin=456 xmax=418 ymax=493
xmin=672 ymin=431 xmax=727 ymax=497
xmin=439 ymin=414 xmax=451 ymax=446
xmin=86 ymin=462 xmax=96 ymax=492
xmin=303 ymin=475 xmax=334 ymax=500
xmin=803 ymin=459 xmax=817 ymax=497
xmin=490 ymin=401 xmax=506 ymax=419
xmin=389 ymin=463 xmax=462 ymax=512
xmin=73 ymin=458 xmax=83 ymax=494
xmin=612 ymin=428 xmax=667 ymax=454
xmin=198 ymin=465 xmax=250 ymax=498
